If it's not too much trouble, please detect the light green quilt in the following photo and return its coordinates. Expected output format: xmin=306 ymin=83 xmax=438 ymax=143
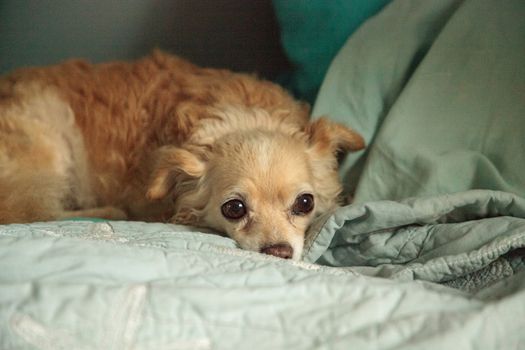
xmin=1 ymin=190 xmax=524 ymax=349
xmin=1 ymin=0 xmax=525 ymax=348
xmin=313 ymin=0 xmax=525 ymax=201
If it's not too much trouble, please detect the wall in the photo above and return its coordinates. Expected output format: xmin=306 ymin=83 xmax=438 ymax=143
xmin=0 ymin=0 xmax=289 ymax=78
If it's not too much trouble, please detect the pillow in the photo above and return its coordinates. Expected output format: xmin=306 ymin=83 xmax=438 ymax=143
xmin=272 ymin=0 xmax=391 ymax=104
xmin=312 ymin=0 xmax=525 ymax=201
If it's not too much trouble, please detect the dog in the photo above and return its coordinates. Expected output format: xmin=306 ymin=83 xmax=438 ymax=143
xmin=0 ymin=50 xmax=364 ymax=260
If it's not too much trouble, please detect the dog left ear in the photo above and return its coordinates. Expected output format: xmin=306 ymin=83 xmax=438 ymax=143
xmin=306 ymin=117 xmax=365 ymax=156
xmin=146 ymin=146 xmax=205 ymax=200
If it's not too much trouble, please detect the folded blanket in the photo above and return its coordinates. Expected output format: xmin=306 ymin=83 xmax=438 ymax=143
xmin=305 ymin=190 xmax=525 ymax=298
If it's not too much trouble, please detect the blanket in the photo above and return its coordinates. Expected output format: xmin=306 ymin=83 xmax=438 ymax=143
xmin=313 ymin=0 xmax=525 ymax=201
xmin=1 ymin=190 xmax=524 ymax=349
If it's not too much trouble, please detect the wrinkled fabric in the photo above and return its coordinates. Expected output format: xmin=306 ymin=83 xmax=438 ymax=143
xmin=305 ymin=190 xmax=525 ymax=289
xmin=313 ymin=0 xmax=525 ymax=200
xmin=1 ymin=190 xmax=525 ymax=349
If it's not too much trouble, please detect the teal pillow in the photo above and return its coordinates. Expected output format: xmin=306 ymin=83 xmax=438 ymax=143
xmin=272 ymin=0 xmax=391 ymax=104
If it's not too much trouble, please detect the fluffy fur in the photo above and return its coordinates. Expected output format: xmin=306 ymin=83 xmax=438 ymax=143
xmin=0 ymin=51 xmax=364 ymax=259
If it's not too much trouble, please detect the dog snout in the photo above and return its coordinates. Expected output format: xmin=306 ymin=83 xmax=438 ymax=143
xmin=260 ymin=243 xmax=293 ymax=259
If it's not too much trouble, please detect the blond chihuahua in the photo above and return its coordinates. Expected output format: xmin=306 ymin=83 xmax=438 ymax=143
xmin=0 ymin=51 xmax=364 ymax=259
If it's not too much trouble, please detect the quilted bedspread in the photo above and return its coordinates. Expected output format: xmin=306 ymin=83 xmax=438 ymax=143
xmin=1 ymin=190 xmax=525 ymax=349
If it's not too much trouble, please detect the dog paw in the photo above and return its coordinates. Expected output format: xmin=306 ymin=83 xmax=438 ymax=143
xmin=96 ymin=207 xmax=128 ymax=220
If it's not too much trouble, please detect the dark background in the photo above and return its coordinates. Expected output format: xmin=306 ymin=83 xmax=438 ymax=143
xmin=0 ymin=0 xmax=290 ymax=79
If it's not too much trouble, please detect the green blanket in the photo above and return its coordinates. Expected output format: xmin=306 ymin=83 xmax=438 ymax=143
xmin=305 ymin=190 xmax=525 ymax=295
xmin=313 ymin=0 xmax=525 ymax=201
xmin=1 ymin=190 xmax=524 ymax=349
xmin=1 ymin=0 xmax=525 ymax=348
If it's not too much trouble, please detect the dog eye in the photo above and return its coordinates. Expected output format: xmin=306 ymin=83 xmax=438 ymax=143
xmin=292 ymin=194 xmax=314 ymax=215
xmin=221 ymin=199 xmax=247 ymax=220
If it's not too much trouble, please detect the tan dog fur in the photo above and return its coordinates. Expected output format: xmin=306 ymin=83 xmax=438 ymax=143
xmin=0 ymin=51 xmax=364 ymax=259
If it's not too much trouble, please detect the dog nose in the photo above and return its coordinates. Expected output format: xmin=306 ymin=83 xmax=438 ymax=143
xmin=260 ymin=243 xmax=293 ymax=259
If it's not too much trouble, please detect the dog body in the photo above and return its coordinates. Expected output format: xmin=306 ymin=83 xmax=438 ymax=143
xmin=0 ymin=51 xmax=364 ymax=259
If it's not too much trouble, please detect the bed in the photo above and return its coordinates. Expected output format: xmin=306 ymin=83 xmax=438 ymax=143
xmin=1 ymin=0 xmax=525 ymax=348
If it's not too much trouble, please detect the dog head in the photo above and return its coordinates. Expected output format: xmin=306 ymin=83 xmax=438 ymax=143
xmin=147 ymin=115 xmax=364 ymax=260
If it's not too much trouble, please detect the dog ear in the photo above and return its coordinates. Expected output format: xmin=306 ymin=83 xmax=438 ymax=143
xmin=306 ymin=117 xmax=365 ymax=156
xmin=146 ymin=146 xmax=205 ymax=200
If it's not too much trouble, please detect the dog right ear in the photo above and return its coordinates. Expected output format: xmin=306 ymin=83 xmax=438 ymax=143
xmin=146 ymin=146 xmax=205 ymax=200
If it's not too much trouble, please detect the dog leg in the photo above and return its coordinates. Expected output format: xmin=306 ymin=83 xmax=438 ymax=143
xmin=59 ymin=207 xmax=128 ymax=221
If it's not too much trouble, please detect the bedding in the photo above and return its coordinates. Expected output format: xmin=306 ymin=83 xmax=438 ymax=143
xmin=2 ymin=0 xmax=525 ymax=348
xmin=1 ymin=190 xmax=525 ymax=349
xmin=312 ymin=0 xmax=525 ymax=201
